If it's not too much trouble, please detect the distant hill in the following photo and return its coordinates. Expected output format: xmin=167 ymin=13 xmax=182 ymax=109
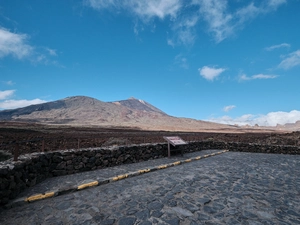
xmin=0 ymin=95 xmax=240 ymax=131
xmin=276 ymin=120 xmax=300 ymax=131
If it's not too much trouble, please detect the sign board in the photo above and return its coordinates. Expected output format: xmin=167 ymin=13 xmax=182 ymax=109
xmin=163 ymin=136 xmax=187 ymax=158
xmin=163 ymin=136 xmax=187 ymax=146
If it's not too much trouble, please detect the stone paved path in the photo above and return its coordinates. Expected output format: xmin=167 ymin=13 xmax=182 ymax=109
xmin=0 ymin=150 xmax=300 ymax=224
xmin=14 ymin=150 xmax=220 ymax=200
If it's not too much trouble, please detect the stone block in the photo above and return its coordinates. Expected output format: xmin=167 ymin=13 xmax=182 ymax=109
xmin=56 ymin=162 xmax=66 ymax=170
xmin=52 ymin=155 xmax=63 ymax=163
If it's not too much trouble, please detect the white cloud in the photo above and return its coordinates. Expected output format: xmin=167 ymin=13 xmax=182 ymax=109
xmin=239 ymin=73 xmax=278 ymax=81
xmin=46 ymin=48 xmax=57 ymax=56
xmin=278 ymin=50 xmax=300 ymax=70
xmin=0 ymin=27 xmax=59 ymax=65
xmin=265 ymin=43 xmax=290 ymax=51
xmin=0 ymin=27 xmax=33 ymax=59
xmin=87 ymin=0 xmax=118 ymax=9
xmin=129 ymin=0 xmax=182 ymax=20
xmin=235 ymin=2 xmax=260 ymax=24
xmin=167 ymin=39 xmax=175 ymax=47
xmin=223 ymin=105 xmax=236 ymax=112
xmin=176 ymin=28 xmax=196 ymax=46
xmin=174 ymin=54 xmax=189 ymax=69
xmin=0 ymin=90 xmax=15 ymax=100
xmin=252 ymin=74 xmax=277 ymax=79
xmin=198 ymin=66 xmax=226 ymax=81
xmin=5 ymin=80 xmax=14 ymax=86
xmin=0 ymin=99 xmax=47 ymax=109
xmin=209 ymin=114 xmax=253 ymax=126
xmin=87 ymin=0 xmax=287 ymax=44
xmin=0 ymin=89 xmax=47 ymax=109
xmin=86 ymin=0 xmax=181 ymax=20
xmin=170 ymin=15 xmax=199 ymax=46
xmin=194 ymin=0 xmax=233 ymax=43
xmin=209 ymin=110 xmax=300 ymax=127
xmin=87 ymin=0 xmax=185 ymax=44
xmin=192 ymin=0 xmax=286 ymax=43
xmin=267 ymin=0 xmax=287 ymax=8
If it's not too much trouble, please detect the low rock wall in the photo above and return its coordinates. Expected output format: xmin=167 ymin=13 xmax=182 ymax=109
xmin=0 ymin=141 xmax=299 ymax=206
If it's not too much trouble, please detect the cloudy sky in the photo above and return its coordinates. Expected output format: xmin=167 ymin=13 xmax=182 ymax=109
xmin=1 ymin=0 xmax=300 ymax=126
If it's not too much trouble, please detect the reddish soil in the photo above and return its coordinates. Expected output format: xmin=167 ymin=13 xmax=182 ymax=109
xmin=0 ymin=122 xmax=299 ymax=158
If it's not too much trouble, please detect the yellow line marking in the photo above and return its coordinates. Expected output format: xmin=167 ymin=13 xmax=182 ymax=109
xmin=158 ymin=165 xmax=168 ymax=169
xmin=195 ymin=156 xmax=202 ymax=160
xmin=203 ymin=154 xmax=210 ymax=158
xmin=185 ymin=159 xmax=192 ymax=162
xmin=112 ymin=176 xmax=119 ymax=181
xmin=139 ymin=169 xmax=150 ymax=173
xmin=77 ymin=181 xmax=99 ymax=190
xmin=173 ymin=161 xmax=181 ymax=165
xmin=26 ymin=192 xmax=55 ymax=202
xmin=116 ymin=174 xmax=128 ymax=180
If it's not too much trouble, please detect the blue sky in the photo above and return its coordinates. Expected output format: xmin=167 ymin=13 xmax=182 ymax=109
xmin=1 ymin=0 xmax=300 ymax=126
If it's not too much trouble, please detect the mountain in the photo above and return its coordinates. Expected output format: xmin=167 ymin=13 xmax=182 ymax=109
xmin=276 ymin=120 xmax=300 ymax=131
xmin=0 ymin=96 xmax=238 ymax=131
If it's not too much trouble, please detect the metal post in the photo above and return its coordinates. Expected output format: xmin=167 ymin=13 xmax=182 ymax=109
xmin=14 ymin=143 xmax=19 ymax=161
xmin=168 ymin=142 xmax=170 ymax=158
xmin=42 ymin=139 xmax=45 ymax=152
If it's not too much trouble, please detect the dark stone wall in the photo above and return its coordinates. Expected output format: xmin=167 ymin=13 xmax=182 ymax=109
xmin=0 ymin=141 xmax=299 ymax=206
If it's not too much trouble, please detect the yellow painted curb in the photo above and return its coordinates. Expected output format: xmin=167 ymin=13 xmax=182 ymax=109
xmin=139 ymin=169 xmax=150 ymax=173
xmin=113 ymin=174 xmax=128 ymax=181
xmin=77 ymin=181 xmax=99 ymax=190
xmin=173 ymin=161 xmax=181 ymax=166
xmin=158 ymin=165 xmax=168 ymax=169
xmin=26 ymin=192 xmax=55 ymax=202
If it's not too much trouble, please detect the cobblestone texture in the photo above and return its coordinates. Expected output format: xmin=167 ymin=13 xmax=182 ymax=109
xmin=1 ymin=150 xmax=300 ymax=224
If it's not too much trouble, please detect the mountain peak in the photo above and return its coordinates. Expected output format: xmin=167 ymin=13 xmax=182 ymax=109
xmin=128 ymin=97 xmax=137 ymax=100
xmin=112 ymin=98 xmax=166 ymax=115
xmin=127 ymin=97 xmax=147 ymax=106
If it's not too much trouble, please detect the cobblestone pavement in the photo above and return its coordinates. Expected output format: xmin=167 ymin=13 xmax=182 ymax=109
xmin=14 ymin=150 xmax=221 ymax=200
xmin=1 ymin=150 xmax=300 ymax=224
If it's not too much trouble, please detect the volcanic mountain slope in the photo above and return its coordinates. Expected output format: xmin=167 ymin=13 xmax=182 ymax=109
xmin=0 ymin=96 xmax=238 ymax=131
xmin=111 ymin=97 xmax=166 ymax=115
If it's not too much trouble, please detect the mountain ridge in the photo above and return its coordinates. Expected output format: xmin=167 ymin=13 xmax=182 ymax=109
xmin=0 ymin=95 xmax=240 ymax=131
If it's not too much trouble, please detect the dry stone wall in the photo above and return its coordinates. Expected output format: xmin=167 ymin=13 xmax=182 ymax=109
xmin=0 ymin=141 xmax=299 ymax=206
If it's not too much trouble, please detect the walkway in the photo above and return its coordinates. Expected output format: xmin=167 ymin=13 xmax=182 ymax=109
xmin=0 ymin=150 xmax=300 ymax=224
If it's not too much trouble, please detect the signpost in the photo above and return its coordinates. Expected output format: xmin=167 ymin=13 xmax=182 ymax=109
xmin=163 ymin=136 xmax=187 ymax=158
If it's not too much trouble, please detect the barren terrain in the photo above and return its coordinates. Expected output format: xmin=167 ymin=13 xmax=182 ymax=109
xmin=0 ymin=121 xmax=299 ymax=161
